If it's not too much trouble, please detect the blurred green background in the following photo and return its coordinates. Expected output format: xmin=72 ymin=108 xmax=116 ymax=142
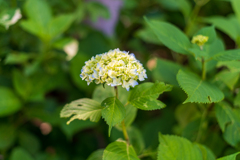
xmin=0 ymin=0 xmax=239 ymax=159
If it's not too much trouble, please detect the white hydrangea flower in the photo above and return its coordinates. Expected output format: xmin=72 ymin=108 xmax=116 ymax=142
xmin=80 ymin=48 xmax=147 ymax=91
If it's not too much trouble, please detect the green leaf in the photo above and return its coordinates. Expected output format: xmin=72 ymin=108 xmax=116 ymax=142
xmin=152 ymin=58 xmax=186 ymax=86
xmin=9 ymin=147 xmax=34 ymax=160
xmin=215 ymin=102 xmax=240 ymax=147
xmin=128 ymin=127 xmax=145 ymax=155
xmin=86 ymin=2 xmax=110 ymax=22
xmin=87 ymin=149 xmax=104 ymax=160
xmin=19 ymin=131 xmax=40 ymax=155
xmin=234 ymin=92 xmax=240 ymax=107
xmin=217 ymin=152 xmax=240 ymax=160
xmin=215 ymin=70 xmax=239 ymax=90
xmin=60 ymin=98 xmax=103 ymax=124
xmin=158 ymin=134 xmax=215 ymax=160
xmin=203 ymin=16 xmax=240 ymax=41
xmin=101 ymin=97 xmax=126 ymax=136
xmin=194 ymin=26 xmax=217 ymax=44
xmin=0 ymin=87 xmax=22 ymax=117
xmin=5 ymin=53 xmax=33 ymax=64
xmin=0 ymin=124 xmax=16 ymax=150
xmin=177 ymin=70 xmax=224 ymax=103
xmin=116 ymin=104 xmax=137 ymax=129
xmin=145 ymin=17 xmax=191 ymax=55
xmin=136 ymin=26 xmax=162 ymax=45
xmin=48 ymin=14 xmax=74 ymax=38
xmin=103 ymin=141 xmax=140 ymax=160
xmin=210 ymin=49 xmax=240 ymax=61
xmin=128 ymin=82 xmax=172 ymax=110
xmin=93 ymin=85 xmax=129 ymax=105
xmin=217 ymin=61 xmax=240 ymax=72
xmin=231 ymin=0 xmax=240 ymax=24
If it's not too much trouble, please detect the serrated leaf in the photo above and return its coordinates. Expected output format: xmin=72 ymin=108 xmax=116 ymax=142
xmin=215 ymin=70 xmax=239 ymax=90
xmin=101 ymin=97 xmax=126 ymax=136
xmin=128 ymin=82 xmax=172 ymax=110
xmin=210 ymin=49 xmax=240 ymax=61
xmin=60 ymin=98 xmax=103 ymax=124
xmin=177 ymin=70 xmax=224 ymax=103
xmin=215 ymin=102 xmax=240 ymax=147
xmin=217 ymin=152 xmax=240 ymax=160
xmin=217 ymin=61 xmax=240 ymax=72
xmin=87 ymin=149 xmax=104 ymax=160
xmin=0 ymin=87 xmax=22 ymax=117
xmin=158 ymin=134 xmax=215 ymax=160
xmin=103 ymin=141 xmax=140 ymax=160
xmin=145 ymin=17 xmax=191 ymax=55
xmin=152 ymin=58 xmax=186 ymax=86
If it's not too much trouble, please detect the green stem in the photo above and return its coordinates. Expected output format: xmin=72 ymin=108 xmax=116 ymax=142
xmin=202 ymin=58 xmax=206 ymax=80
xmin=114 ymin=86 xmax=130 ymax=145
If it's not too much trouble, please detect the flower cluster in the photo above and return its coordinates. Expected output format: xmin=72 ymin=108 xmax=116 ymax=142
xmin=80 ymin=48 xmax=147 ymax=91
xmin=191 ymin=35 xmax=209 ymax=47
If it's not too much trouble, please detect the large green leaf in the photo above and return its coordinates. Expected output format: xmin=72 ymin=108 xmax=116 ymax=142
xmin=103 ymin=141 xmax=140 ymax=160
xmin=152 ymin=58 xmax=186 ymax=86
xmin=217 ymin=152 xmax=240 ymax=160
xmin=0 ymin=124 xmax=16 ymax=150
xmin=215 ymin=70 xmax=239 ymax=90
xmin=158 ymin=134 xmax=215 ymax=160
xmin=9 ymin=147 xmax=34 ymax=160
xmin=145 ymin=17 xmax=191 ymax=55
xmin=87 ymin=149 xmax=104 ymax=160
xmin=0 ymin=87 xmax=22 ymax=117
xmin=177 ymin=70 xmax=224 ymax=103
xmin=101 ymin=97 xmax=126 ymax=136
xmin=60 ymin=98 xmax=103 ymax=124
xmin=215 ymin=102 xmax=240 ymax=147
xmin=210 ymin=49 xmax=240 ymax=61
xmin=128 ymin=82 xmax=172 ymax=110
xmin=232 ymin=0 xmax=240 ymax=24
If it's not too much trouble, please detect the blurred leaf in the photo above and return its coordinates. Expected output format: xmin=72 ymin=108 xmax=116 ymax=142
xmin=19 ymin=131 xmax=41 ymax=155
xmin=0 ymin=124 xmax=16 ymax=150
xmin=217 ymin=61 xmax=240 ymax=72
xmin=93 ymin=85 xmax=129 ymax=105
xmin=217 ymin=152 xmax=240 ymax=160
xmin=128 ymin=82 xmax=172 ymax=110
xmin=0 ymin=8 xmax=22 ymax=29
xmin=177 ymin=70 xmax=224 ymax=103
xmin=101 ymin=97 xmax=126 ymax=136
xmin=0 ymin=87 xmax=22 ymax=117
xmin=231 ymin=0 xmax=240 ymax=24
xmin=152 ymin=58 xmax=186 ymax=86
xmin=60 ymin=98 xmax=103 ymax=124
xmin=48 ymin=14 xmax=74 ymax=38
xmin=158 ymin=134 xmax=215 ymax=160
xmin=215 ymin=70 xmax=239 ymax=90
xmin=103 ymin=141 xmax=139 ymax=160
xmin=123 ymin=104 xmax=137 ymax=128
xmin=86 ymin=2 xmax=110 ymax=22
xmin=210 ymin=49 xmax=240 ymax=61
xmin=5 ymin=53 xmax=33 ymax=64
xmin=10 ymin=147 xmax=34 ymax=160
xmin=194 ymin=26 xmax=217 ymax=44
xmin=87 ymin=149 xmax=104 ymax=160
xmin=145 ymin=17 xmax=191 ymax=55
xmin=135 ymin=27 xmax=162 ymax=45
xmin=182 ymin=118 xmax=201 ymax=141
xmin=215 ymin=102 xmax=240 ymax=148
xmin=128 ymin=127 xmax=145 ymax=155
xmin=234 ymin=92 xmax=240 ymax=107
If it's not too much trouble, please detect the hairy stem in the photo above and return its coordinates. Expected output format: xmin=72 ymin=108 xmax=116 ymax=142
xmin=114 ymin=86 xmax=130 ymax=145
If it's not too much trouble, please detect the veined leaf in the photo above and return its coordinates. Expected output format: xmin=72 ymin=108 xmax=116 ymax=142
xmin=103 ymin=141 xmax=139 ymax=160
xmin=215 ymin=102 xmax=240 ymax=147
xmin=217 ymin=152 xmax=240 ymax=160
xmin=215 ymin=70 xmax=239 ymax=90
xmin=210 ymin=49 xmax=240 ymax=61
xmin=128 ymin=82 xmax=172 ymax=110
xmin=60 ymin=98 xmax=103 ymax=124
xmin=101 ymin=97 xmax=126 ymax=136
xmin=177 ymin=70 xmax=224 ymax=103
xmin=145 ymin=17 xmax=191 ymax=55
xmin=158 ymin=134 xmax=215 ymax=160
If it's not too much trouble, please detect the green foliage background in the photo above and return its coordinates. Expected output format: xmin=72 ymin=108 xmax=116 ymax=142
xmin=0 ymin=0 xmax=240 ymax=159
